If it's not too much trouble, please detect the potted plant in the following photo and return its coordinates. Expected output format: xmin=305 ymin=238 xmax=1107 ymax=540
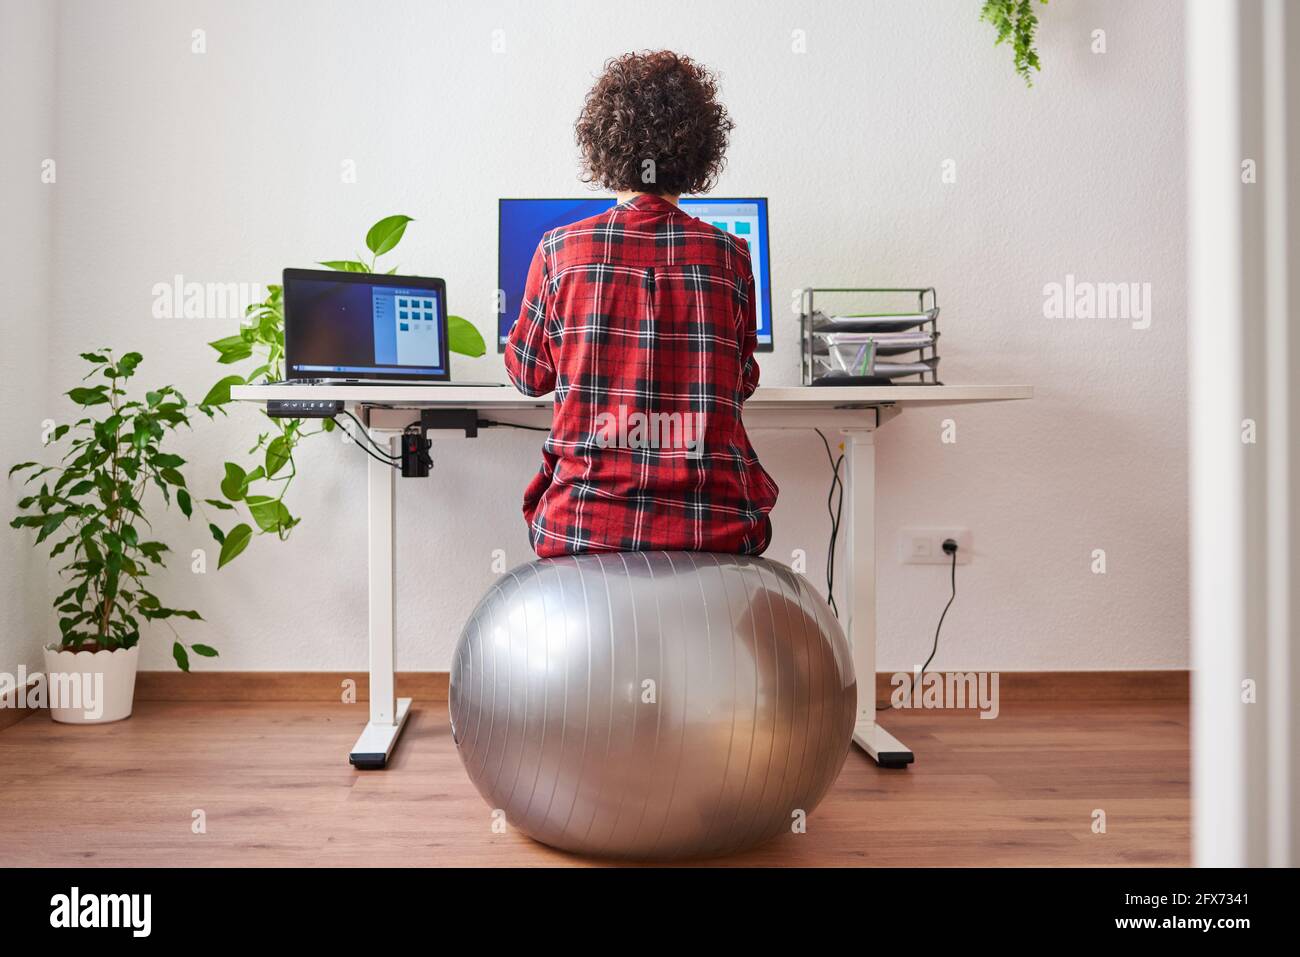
xmin=9 ymin=349 xmax=215 ymax=723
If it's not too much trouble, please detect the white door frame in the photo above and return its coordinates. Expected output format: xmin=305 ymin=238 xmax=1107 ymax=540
xmin=1187 ymin=0 xmax=1299 ymax=868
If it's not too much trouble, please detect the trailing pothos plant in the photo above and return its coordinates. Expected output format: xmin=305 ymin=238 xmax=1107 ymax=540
xmin=197 ymin=215 xmax=486 ymax=567
xmin=981 ymin=0 xmax=1048 ymax=87
xmin=8 ymin=349 xmax=216 ymax=671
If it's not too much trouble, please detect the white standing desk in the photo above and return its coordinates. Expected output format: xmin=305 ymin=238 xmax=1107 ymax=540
xmin=233 ymin=383 xmax=1031 ymax=769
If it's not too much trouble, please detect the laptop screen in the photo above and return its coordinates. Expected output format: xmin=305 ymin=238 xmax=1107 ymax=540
xmin=283 ymin=269 xmax=449 ymax=381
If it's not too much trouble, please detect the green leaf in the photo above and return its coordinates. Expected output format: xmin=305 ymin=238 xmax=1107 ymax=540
xmin=208 ymin=334 xmax=246 ymax=353
xmin=364 ymin=215 xmax=414 ymax=257
xmin=35 ymin=512 xmax=71 ymax=544
xmin=216 ymin=342 xmax=254 ymax=364
xmin=448 ymin=315 xmax=486 ymax=358
xmin=318 ymin=259 xmax=369 ymax=273
xmin=217 ymin=523 xmax=252 ymax=568
xmin=201 ymin=375 xmax=245 ymax=408
xmin=80 ymin=352 xmax=108 ymax=364
xmin=220 ymin=462 xmax=248 ymax=501
xmin=8 ymin=461 xmax=38 ymax=477
xmin=153 ymin=406 xmax=188 ymax=426
xmin=203 ymin=498 xmax=235 ymax=511
xmin=172 ymin=641 xmax=190 ymax=672
xmin=138 ymin=541 xmax=168 ymax=563
xmin=67 ymin=386 xmax=109 ymax=406
xmin=177 ymin=487 xmax=192 ymax=518
xmin=117 ymin=352 xmax=143 ymax=376
xmin=23 ymin=465 xmax=55 ymax=485
xmin=191 ymin=644 xmax=219 ymax=658
xmin=160 ymin=467 xmax=186 ymax=488
xmin=247 ymin=495 xmax=291 ymax=534
xmin=208 ymin=522 xmax=225 ymax=544
xmin=265 ymin=435 xmax=290 ymax=478
xmin=147 ymin=607 xmax=202 ymax=621
xmin=151 ymin=453 xmax=185 ymax=468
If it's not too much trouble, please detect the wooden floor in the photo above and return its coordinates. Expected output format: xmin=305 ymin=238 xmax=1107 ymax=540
xmin=0 ymin=697 xmax=1189 ymax=867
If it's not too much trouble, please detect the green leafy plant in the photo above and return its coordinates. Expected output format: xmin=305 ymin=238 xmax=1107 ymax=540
xmin=198 ymin=215 xmax=486 ymax=566
xmin=9 ymin=350 xmax=215 ymax=671
xmin=981 ymin=0 xmax=1048 ymax=87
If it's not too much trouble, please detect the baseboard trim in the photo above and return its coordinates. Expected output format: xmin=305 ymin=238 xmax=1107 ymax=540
xmin=0 ymin=678 xmax=41 ymax=730
xmin=130 ymin=670 xmax=1188 ymax=704
xmin=874 ymin=669 xmax=1188 ymax=703
xmin=135 ymin=671 xmax=450 ymax=702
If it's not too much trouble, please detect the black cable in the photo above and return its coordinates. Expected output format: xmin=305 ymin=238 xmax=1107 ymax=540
xmin=878 ymin=543 xmax=957 ymax=711
xmin=479 ymin=419 xmax=551 ymax=433
xmin=337 ymin=410 xmax=399 ymax=459
xmin=813 ymin=428 xmax=844 ymax=617
xmin=829 ymin=454 xmax=843 ymax=606
xmin=350 ymin=441 xmax=402 ymax=469
xmin=329 ymin=417 xmax=400 ymax=469
xmin=920 ymin=546 xmax=958 ymax=680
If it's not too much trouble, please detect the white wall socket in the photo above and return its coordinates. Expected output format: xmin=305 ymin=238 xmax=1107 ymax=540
xmin=899 ymin=527 xmax=973 ymax=565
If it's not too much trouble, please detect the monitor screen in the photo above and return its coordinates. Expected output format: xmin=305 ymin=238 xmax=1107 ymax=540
xmin=283 ymin=269 xmax=449 ymax=382
xmin=497 ymin=197 xmax=773 ymax=351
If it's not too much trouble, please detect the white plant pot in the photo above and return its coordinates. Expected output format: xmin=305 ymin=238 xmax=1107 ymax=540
xmin=42 ymin=643 xmax=140 ymax=724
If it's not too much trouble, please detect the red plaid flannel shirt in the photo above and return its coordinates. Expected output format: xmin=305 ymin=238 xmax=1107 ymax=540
xmin=505 ymin=193 xmax=778 ymax=557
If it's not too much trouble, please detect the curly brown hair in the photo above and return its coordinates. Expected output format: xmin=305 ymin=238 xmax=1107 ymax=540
xmin=575 ymin=51 xmax=734 ymax=197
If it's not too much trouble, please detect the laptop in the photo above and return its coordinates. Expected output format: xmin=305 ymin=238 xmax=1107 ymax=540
xmin=283 ymin=268 xmax=499 ymax=385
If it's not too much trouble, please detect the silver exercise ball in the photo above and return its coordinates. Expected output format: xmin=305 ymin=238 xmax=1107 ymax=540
xmin=449 ymin=551 xmax=857 ymax=860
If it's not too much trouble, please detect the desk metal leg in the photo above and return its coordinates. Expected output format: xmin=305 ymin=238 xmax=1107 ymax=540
xmin=841 ymin=427 xmax=914 ymax=768
xmin=349 ymin=431 xmax=412 ymax=769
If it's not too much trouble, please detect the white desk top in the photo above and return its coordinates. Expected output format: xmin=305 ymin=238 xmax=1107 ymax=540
xmin=233 ymin=383 xmax=1032 ymax=410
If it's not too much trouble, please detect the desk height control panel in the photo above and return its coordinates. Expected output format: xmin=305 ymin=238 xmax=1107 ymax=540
xmin=267 ymin=398 xmax=344 ymax=418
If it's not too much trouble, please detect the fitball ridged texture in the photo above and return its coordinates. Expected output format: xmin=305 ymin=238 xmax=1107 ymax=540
xmin=449 ymin=552 xmax=857 ymax=860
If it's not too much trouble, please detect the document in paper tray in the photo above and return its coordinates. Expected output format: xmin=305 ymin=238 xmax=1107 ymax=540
xmin=811 ymin=310 xmax=937 ymax=333
xmin=871 ymin=360 xmax=938 ymax=377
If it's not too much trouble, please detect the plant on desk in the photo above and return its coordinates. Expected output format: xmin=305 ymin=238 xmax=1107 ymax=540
xmin=8 ymin=351 xmax=216 ymax=719
xmin=197 ymin=214 xmax=486 ymax=567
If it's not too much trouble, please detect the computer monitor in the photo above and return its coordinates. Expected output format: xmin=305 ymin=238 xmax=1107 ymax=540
xmin=283 ymin=268 xmax=450 ymax=382
xmin=497 ymin=197 xmax=773 ymax=352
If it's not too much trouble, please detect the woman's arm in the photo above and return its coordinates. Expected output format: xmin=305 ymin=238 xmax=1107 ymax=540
xmin=737 ymin=257 xmax=760 ymax=400
xmin=504 ymin=241 xmax=557 ymax=397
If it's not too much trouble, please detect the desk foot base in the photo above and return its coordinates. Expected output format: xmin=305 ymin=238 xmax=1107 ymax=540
xmin=853 ymin=720 xmax=914 ymax=769
xmin=348 ymin=697 xmax=413 ymax=770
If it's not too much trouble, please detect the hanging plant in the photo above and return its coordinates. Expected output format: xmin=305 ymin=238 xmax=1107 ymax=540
xmin=981 ymin=0 xmax=1048 ymax=87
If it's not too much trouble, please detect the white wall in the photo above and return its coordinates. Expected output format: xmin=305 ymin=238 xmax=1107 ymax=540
xmin=0 ymin=0 xmax=57 ymax=677
xmin=26 ymin=0 xmax=1187 ymax=673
